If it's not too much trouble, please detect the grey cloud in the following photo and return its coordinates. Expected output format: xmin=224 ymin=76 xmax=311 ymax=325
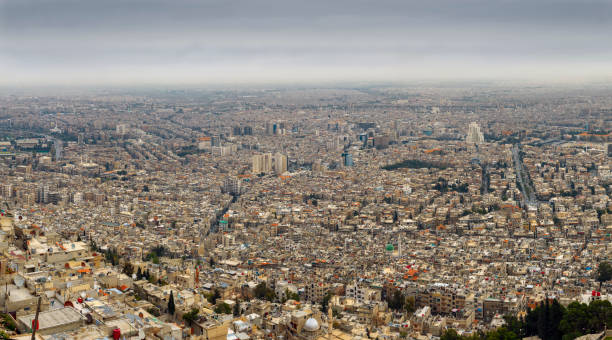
xmin=1 ymin=0 xmax=612 ymax=85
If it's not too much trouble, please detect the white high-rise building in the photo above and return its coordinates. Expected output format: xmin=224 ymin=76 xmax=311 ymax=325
xmin=252 ymin=153 xmax=273 ymax=174
xmin=466 ymin=122 xmax=485 ymax=144
xmin=274 ymin=153 xmax=288 ymax=174
xmin=252 ymin=153 xmax=287 ymax=175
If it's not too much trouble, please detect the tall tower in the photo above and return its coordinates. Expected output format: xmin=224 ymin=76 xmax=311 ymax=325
xmin=398 ymin=237 xmax=402 ymax=257
xmin=328 ymin=301 xmax=333 ymax=340
xmin=466 ymin=122 xmax=484 ymax=144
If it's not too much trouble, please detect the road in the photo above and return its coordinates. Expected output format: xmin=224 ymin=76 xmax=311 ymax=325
xmin=512 ymin=144 xmax=537 ymax=207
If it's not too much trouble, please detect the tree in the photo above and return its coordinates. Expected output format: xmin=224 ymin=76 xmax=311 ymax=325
xmin=285 ymin=289 xmax=300 ymax=302
xmin=503 ymin=315 xmax=523 ymax=338
xmin=485 ymin=327 xmax=519 ymax=340
xmin=405 ymin=296 xmax=416 ymax=314
xmin=321 ymin=292 xmax=332 ymax=313
xmin=549 ymin=299 xmax=565 ymax=340
xmin=207 ymin=289 xmax=221 ymax=305
xmin=182 ymin=308 xmax=199 ymax=325
xmin=167 ymin=291 xmax=175 ymax=315
xmin=233 ymin=300 xmax=241 ymax=316
xmin=254 ymin=283 xmax=275 ymax=301
xmin=122 ymin=262 xmax=134 ymax=276
xmin=441 ymin=329 xmax=461 ymax=340
xmin=214 ymin=302 xmax=231 ymax=314
xmin=596 ymin=261 xmax=612 ymax=289
xmin=536 ymin=298 xmax=550 ymax=339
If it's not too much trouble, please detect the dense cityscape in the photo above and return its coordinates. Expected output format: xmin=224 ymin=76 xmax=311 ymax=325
xmin=0 ymin=84 xmax=609 ymax=339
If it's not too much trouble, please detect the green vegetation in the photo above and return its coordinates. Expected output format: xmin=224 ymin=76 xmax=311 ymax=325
xmin=441 ymin=299 xmax=612 ymax=340
xmin=254 ymin=282 xmax=276 ymax=302
xmin=177 ymin=145 xmax=208 ymax=157
xmin=285 ymin=289 xmax=300 ymax=302
xmin=321 ymin=292 xmax=332 ymax=314
xmin=145 ymin=245 xmax=168 ymax=264
xmin=597 ymin=261 xmax=612 ymax=289
xmin=384 ymin=289 xmax=416 ymax=314
xmin=433 ymin=178 xmax=469 ymax=193
xmin=206 ymin=289 xmax=221 ymax=305
xmin=382 ymin=159 xmax=449 ymax=171
xmin=122 ymin=262 xmax=134 ymax=276
xmin=146 ymin=307 xmax=161 ymax=317
xmin=233 ymin=300 xmax=241 ymax=316
xmin=183 ymin=308 xmax=200 ymax=325
xmin=0 ymin=313 xmax=16 ymax=331
xmin=104 ymin=247 xmax=120 ymax=266
xmin=167 ymin=291 xmax=175 ymax=315
xmin=214 ymin=302 xmax=231 ymax=314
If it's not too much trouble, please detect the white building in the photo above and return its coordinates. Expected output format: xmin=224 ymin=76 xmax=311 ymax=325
xmin=466 ymin=122 xmax=485 ymax=144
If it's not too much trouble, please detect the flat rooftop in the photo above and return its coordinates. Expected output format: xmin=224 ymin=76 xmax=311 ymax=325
xmin=18 ymin=307 xmax=83 ymax=330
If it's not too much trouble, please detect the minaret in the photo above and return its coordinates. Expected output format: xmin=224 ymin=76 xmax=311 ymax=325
xmin=398 ymin=237 xmax=402 ymax=257
xmin=328 ymin=301 xmax=333 ymax=340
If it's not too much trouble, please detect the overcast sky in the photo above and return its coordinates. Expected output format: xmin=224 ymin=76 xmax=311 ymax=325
xmin=1 ymin=0 xmax=612 ymax=86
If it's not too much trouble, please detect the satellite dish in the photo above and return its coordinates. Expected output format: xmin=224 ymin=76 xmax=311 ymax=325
xmin=13 ymin=275 xmax=25 ymax=287
xmin=132 ymin=273 xmax=137 ymax=280
xmin=80 ymin=292 xmax=86 ymax=298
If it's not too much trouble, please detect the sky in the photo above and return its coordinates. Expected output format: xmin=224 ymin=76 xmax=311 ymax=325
xmin=1 ymin=0 xmax=612 ymax=86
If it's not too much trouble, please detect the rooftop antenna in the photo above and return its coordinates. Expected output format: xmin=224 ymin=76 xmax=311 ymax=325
xmin=30 ymin=296 xmax=42 ymax=340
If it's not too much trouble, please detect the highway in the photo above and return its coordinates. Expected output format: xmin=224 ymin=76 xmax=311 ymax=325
xmin=512 ymin=144 xmax=537 ymax=207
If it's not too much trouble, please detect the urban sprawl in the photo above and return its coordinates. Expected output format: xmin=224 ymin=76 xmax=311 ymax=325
xmin=0 ymin=85 xmax=610 ymax=340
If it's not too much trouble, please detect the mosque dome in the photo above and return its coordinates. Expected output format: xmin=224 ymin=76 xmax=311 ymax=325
xmin=386 ymin=243 xmax=394 ymax=251
xmin=303 ymin=318 xmax=320 ymax=332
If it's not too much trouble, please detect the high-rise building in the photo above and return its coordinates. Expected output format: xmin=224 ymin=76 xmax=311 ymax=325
xmin=37 ymin=184 xmax=49 ymax=204
xmin=222 ymin=177 xmax=241 ymax=195
xmin=274 ymin=153 xmax=288 ymax=174
xmin=342 ymin=153 xmax=354 ymax=167
xmin=252 ymin=153 xmax=273 ymax=174
xmin=116 ymin=124 xmax=129 ymax=135
xmin=253 ymin=153 xmax=286 ymax=174
xmin=466 ymin=122 xmax=485 ymax=144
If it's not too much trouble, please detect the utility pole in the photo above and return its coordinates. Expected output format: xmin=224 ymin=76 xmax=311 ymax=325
xmin=31 ymin=296 xmax=42 ymax=340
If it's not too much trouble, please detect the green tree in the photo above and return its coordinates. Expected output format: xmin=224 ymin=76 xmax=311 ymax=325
xmin=387 ymin=289 xmax=405 ymax=311
xmin=167 ymin=291 xmax=175 ymax=315
xmin=503 ymin=315 xmax=523 ymax=338
xmin=214 ymin=302 xmax=232 ymax=314
xmin=405 ymin=296 xmax=416 ymax=314
xmin=441 ymin=329 xmax=462 ymax=340
xmin=182 ymin=308 xmax=199 ymax=325
xmin=207 ymin=289 xmax=221 ymax=305
xmin=321 ymin=292 xmax=332 ymax=314
xmin=254 ymin=283 xmax=275 ymax=301
xmin=122 ymin=262 xmax=134 ymax=276
xmin=596 ymin=261 xmax=612 ymax=290
xmin=559 ymin=301 xmax=590 ymax=337
xmin=485 ymin=327 xmax=519 ymax=340
xmin=549 ymin=299 xmax=565 ymax=340
xmin=233 ymin=300 xmax=241 ymax=316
